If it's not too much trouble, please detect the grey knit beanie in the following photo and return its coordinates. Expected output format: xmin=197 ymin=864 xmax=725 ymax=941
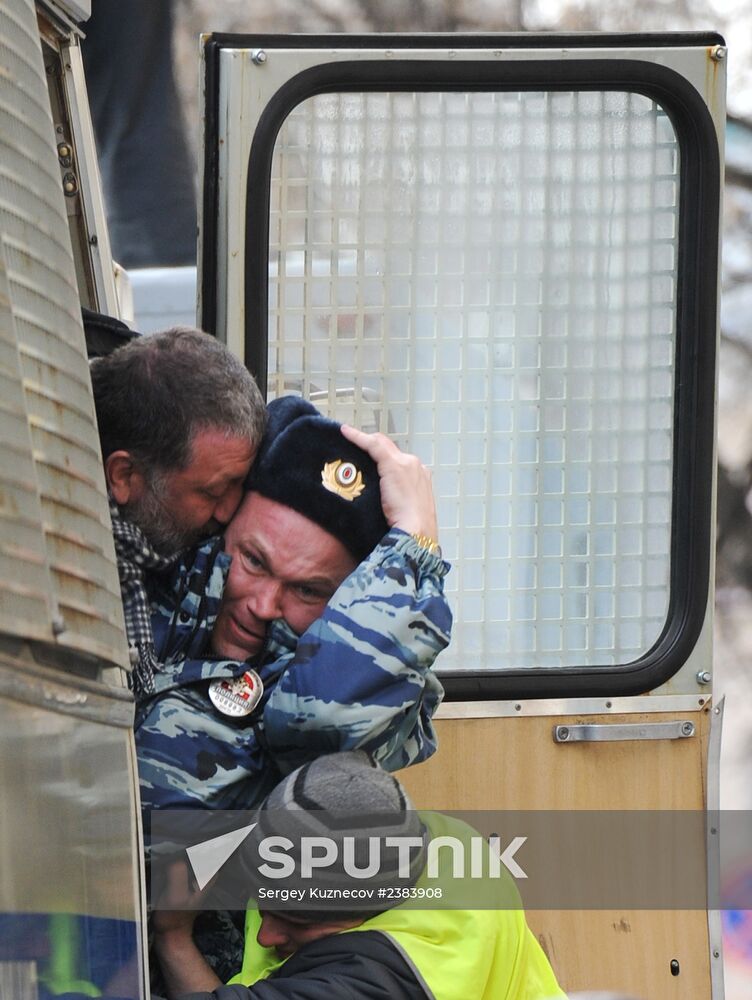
xmin=238 ymin=751 xmax=427 ymax=921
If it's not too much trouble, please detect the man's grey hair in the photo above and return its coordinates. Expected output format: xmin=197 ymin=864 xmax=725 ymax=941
xmin=90 ymin=327 xmax=266 ymax=476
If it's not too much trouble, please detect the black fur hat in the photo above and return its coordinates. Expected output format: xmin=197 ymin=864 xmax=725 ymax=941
xmin=247 ymin=396 xmax=388 ymax=562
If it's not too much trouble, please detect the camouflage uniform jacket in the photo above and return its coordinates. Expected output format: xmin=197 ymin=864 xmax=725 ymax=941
xmin=135 ymin=528 xmax=450 ymax=817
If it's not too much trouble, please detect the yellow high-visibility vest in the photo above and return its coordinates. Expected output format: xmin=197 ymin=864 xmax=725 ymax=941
xmin=231 ymin=812 xmax=565 ymax=1000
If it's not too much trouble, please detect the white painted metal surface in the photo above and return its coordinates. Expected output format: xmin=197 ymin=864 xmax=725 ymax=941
xmin=62 ymin=37 xmax=120 ymax=316
xmin=209 ymin=39 xmax=724 ymax=692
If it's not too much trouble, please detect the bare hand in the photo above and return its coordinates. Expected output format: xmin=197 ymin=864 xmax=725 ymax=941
xmin=340 ymin=425 xmax=439 ymax=542
xmin=152 ymin=859 xmax=205 ymax=937
xmin=152 ymin=859 xmax=222 ymax=998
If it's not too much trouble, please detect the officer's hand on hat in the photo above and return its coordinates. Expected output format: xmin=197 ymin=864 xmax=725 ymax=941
xmin=340 ymin=425 xmax=438 ymax=543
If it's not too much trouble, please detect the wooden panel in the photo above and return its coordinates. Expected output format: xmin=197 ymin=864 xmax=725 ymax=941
xmin=399 ymin=708 xmax=712 ymax=999
xmin=527 ymin=909 xmax=710 ymax=1000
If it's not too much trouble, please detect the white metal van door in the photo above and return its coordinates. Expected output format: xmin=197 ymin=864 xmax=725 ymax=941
xmin=201 ymin=33 xmax=726 ymax=999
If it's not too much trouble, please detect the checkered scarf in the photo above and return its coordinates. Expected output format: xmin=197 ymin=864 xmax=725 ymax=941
xmin=109 ymin=497 xmax=178 ymax=699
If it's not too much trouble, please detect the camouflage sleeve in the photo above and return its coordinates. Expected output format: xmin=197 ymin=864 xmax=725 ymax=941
xmin=261 ymin=528 xmax=451 ymax=774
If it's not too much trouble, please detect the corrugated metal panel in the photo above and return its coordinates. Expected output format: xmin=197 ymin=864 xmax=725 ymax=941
xmin=0 ymin=0 xmax=127 ymax=669
xmin=0 ymin=242 xmax=53 ymax=640
xmin=38 ymin=0 xmax=91 ymax=24
xmin=0 ymin=666 xmax=141 ymax=919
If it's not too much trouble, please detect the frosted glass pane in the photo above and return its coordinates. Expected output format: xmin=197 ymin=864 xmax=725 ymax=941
xmin=266 ymin=90 xmax=678 ymax=671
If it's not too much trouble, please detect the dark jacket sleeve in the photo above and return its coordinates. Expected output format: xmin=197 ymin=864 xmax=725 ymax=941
xmin=177 ymin=930 xmax=431 ymax=1000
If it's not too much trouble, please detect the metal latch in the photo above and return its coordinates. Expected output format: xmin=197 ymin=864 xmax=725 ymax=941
xmin=554 ymin=721 xmax=695 ymax=743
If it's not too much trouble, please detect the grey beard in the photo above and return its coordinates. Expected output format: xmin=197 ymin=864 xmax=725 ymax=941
xmin=123 ymin=485 xmax=202 ymax=557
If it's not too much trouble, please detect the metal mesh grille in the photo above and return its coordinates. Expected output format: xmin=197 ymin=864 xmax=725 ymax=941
xmin=0 ymin=0 xmax=126 ymax=668
xmin=267 ymin=89 xmax=678 ymax=671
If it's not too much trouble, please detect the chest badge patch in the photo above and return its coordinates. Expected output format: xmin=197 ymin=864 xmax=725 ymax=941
xmin=208 ymin=669 xmax=264 ymax=717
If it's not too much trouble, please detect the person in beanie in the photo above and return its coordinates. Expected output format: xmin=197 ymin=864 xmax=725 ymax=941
xmin=137 ymin=397 xmax=452 ymax=980
xmin=152 ymin=753 xmax=566 ymax=1000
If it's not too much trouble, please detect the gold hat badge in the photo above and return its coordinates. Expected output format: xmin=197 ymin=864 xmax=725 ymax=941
xmin=321 ymin=459 xmax=365 ymax=501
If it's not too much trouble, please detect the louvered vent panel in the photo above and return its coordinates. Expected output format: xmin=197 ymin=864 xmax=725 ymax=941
xmin=0 ymin=0 xmax=127 ymax=668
